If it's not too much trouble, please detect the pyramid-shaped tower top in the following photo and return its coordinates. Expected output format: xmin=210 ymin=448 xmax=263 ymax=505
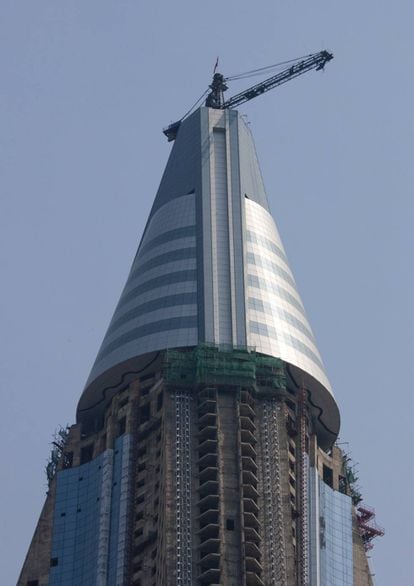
xmin=78 ymin=107 xmax=339 ymax=444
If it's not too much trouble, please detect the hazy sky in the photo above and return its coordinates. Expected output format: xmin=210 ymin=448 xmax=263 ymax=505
xmin=1 ymin=2 xmax=413 ymax=584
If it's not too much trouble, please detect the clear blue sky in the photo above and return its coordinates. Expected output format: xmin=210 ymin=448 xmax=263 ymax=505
xmin=1 ymin=2 xmax=413 ymax=584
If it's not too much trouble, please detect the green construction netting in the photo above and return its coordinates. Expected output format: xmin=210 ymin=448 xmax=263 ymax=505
xmin=163 ymin=344 xmax=286 ymax=389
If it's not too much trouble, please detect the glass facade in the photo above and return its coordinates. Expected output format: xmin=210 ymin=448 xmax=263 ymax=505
xmin=117 ymin=269 xmax=198 ymax=310
xmin=250 ymin=320 xmax=325 ymax=371
xmin=98 ymin=315 xmax=198 ymax=360
xmin=319 ymin=480 xmax=353 ymax=585
xmin=138 ymin=224 xmax=196 ymax=257
xmin=106 ymin=292 xmax=198 ymax=337
xmin=309 ymin=468 xmax=353 ymax=586
xmin=49 ymin=434 xmax=132 ymax=585
xmin=245 ymin=197 xmax=334 ymax=401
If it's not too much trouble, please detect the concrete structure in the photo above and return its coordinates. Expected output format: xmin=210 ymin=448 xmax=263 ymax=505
xmin=19 ymin=107 xmax=379 ymax=585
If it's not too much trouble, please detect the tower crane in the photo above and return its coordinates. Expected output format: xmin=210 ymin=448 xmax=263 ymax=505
xmin=163 ymin=50 xmax=333 ymax=141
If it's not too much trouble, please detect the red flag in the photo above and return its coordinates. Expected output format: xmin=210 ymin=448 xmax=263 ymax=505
xmin=213 ymin=57 xmax=219 ymax=74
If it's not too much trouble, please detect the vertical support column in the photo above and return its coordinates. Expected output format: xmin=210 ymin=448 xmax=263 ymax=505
xmin=262 ymin=399 xmax=287 ymax=586
xmin=297 ymin=390 xmax=310 ymax=586
xmin=96 ymin=451 xmax=114 ymax=586
xmin=218 ymin=391 xmax=242 ymax=584
xmin=308 ymin=466 xmax=321 ymax=586
xmin=115 ymin=435 xmax=133 ymax=585
xmin=196 ymin=387 xmax=221 ymax=585
xmin=201 ymin=108 xmax=247 ymax=348
xmin=211 ymin=125 xmax=233 ymax=344
xmin=174 ymin=392 xmax=193 ymax=586
xmin=239 ymin=390 xmax=262 ymax=585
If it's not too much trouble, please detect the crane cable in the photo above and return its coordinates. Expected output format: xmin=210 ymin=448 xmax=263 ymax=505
xmin=179 ymin=53 xmax=316 ymax=123
xmin=225 ymin=53 xmax=314 ymax=82
xmin=179 ymin=88 xmax=210 ymax=122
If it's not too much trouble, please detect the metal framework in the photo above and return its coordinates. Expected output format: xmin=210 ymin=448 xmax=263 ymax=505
xmin=297 ymin=390 xmax=309 ymax=586
xmin=174 ymin=392 xmax=193 ymax=585
xmin=163 ymin=50 xmax=333 ymax=140
xmin=221 ymin=51 xmax=333 ymax=110
xmin=356 ymin=504 xmax=385 ymax=551
xmin=262 ymin=399 xmax=287 ymax=585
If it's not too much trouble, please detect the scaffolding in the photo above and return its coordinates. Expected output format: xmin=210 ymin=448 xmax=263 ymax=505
xmin=262 ymin=399 xmax=287 ymax=585
xmin=45 ymin=426 xmax=70 ymax=487
xmin=174 ymin=392 xmax=193 ymax=585
xmin=356 ymin=504 xmax=384 ymax=551
xmin=164 ymin=344 xmax=286 ymax=390
xmin=297 ymin=390 xmax=309 ymax=586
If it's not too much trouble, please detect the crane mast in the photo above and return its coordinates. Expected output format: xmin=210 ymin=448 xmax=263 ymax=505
xmin=163 ymin=50 xmax=333 ymax=141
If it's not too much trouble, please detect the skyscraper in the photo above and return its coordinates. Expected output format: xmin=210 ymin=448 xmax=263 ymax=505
xmin=19 ymin=102 xmax=381 ymax=584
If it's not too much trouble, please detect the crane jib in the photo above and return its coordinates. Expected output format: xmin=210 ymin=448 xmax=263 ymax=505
xmin=163 ymin=50 xmax=333 ymax=141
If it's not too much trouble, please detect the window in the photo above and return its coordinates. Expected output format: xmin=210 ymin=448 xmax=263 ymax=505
xmin=226 ymin=519 xmax=235 ymax=531
xmin=80 ymin=444 xmax=94 ymax=464
xmin=139 ymin=403 xmax=151 ymax=424
xmin=50 ymin=558 xmax=58 ymax=567
xmin=339 ymin=475 xmax=347 ymax=494
xmin=323 ymin=464 xmax=333 ymax=488
xmin=118 ymin=417 xmax=126 ymax=436
xmin=140 ymin=373 xmax=154 ymax=383
xmin=63 ymin=451 xmax=73 ymax=469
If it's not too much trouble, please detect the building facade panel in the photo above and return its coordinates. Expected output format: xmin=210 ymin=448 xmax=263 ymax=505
xmin=48 ymin=434 xmax=132 ymax=586
xmin=245 ymin=197 xmax=332 ymax=395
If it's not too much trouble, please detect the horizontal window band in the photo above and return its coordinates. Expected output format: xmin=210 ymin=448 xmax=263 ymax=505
xmin=246 ymin=251 xmax=296 ymax=289
xmin=129 ymin=247 xmax=196 ymax=282
xmin=106 ymin=292 xmax=198 ymax=338
xmin=247 ymin=274 xmax=305 ymax=317
xmin=98 ymin=316 xmax=198 ymax=360
xmin=138 ymin=225 xmax=197 ymax=257
xmin=118 ymin=270 xmax=197 ymax=310
xmin=248 ymin=297 xmax=315 ymax=344
xmin=246 ymin=230 xmax=288 ymax=265
xmin=249 ymin=320 xmax=324 ymax=371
